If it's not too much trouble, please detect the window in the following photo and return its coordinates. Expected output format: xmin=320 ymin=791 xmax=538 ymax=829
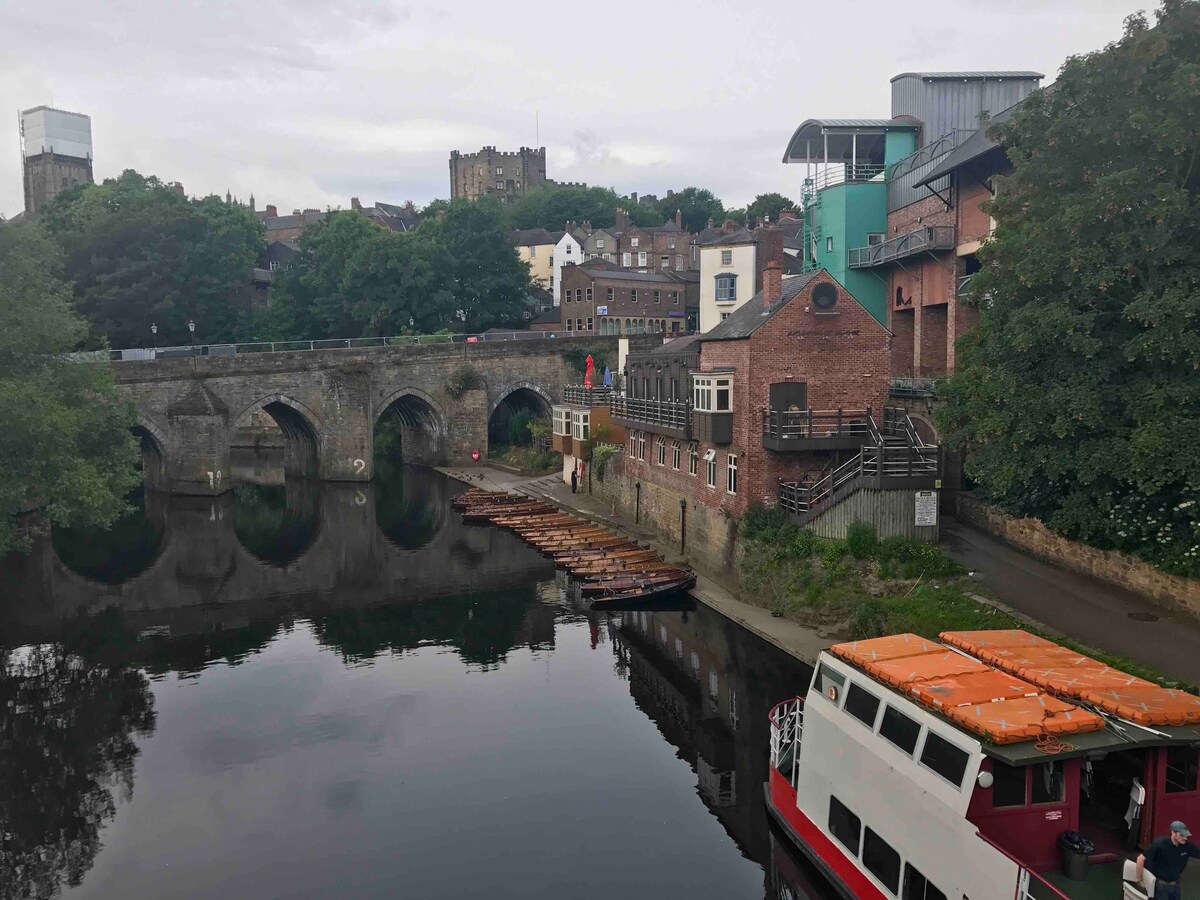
xmin=668 ymin=238 xmax=676 ymax=249
xmin=495 ymin=181 xmax=504 ymax=190
xmin=622 ymin=252 xmax=632 ymax=267
xmin=815 ymin=664 xmax=846 ymax=703
xmin=903 ymin=864 xmax=948 ymax=900
xmin=721 ymin=312 xmax=731 ymax=321
xmin=495 ymin=166 xmax=504 ymax=176
xmin=706 ymin=457 xmax=716 ymax=488
xmin=674 ymin=638 xmax=683 ymax=659
xmin=586 ymin=317 xmax=593 ymax=332
xmin=826 ymin=236 xmax=834 ymax=253
xmin=654 ymin=290 xmax=661 ymax=304
xmin=637 ymin=432 xmax=646 ymax=460
xmin=576 ymin=318 xmax=583 ymax=331
xmin=572 ymin=411 xmax=590 ymax=441
xmin=675 ymin=254 xmax=684 ymax=270
xmin=583 ymin=287 xmax=592 ymax=303
xmin=715 ymin=274 xmax=737 ymax=302
xmin=530 ymin=246 xmax=537 ymax=258
xmin=565 ymin=244 xmax=573 ymax=254
xmin=688 ymin=443 xmax=698 ymax=475
xmin=628 ymin=430 xmax=637 ymax=457
xmin=552 ymin=407 xmax=570 ymax=436
xmin=879 ymin=705 xmax=921 ymax=755
xmin=919 ymin=732 xmax=969 ymax=788
xmin=671 ymin=291 xmax=679 ymax=305
xmin=671 ymin=440 xmax=681 ymax=470
xmin=693 ymin=376 xmax=732 ymax=412
xmin=709 ymin=670 xmax=719 ymax=703
xmin=565 ymin=318 xmax=573 ymax=332
xmin=660 ymin=255 xmax=669 ymax=269
xmin=1166 ymin=747 xmax=1199 ymax=794
xmin=729 ymin=688 xmax=738 ymax=729
xmin=638 ymin=251 xmax=648 ymax=267
xmin=828 ymin=797 xmax=861 ymax=856
xmin=863 ymin=828 xmax=901 ymax=894
xmin=720 ymin=249 xmax=733 ymax=265
xmin=868 ymin=232 xmax=886 ymax=246
xmin=655 ymin=437 xmax=666 ymax=466
xmin=575 ymin=288 xmax=582 ymax=302
xmin=596 ymin=238 xmax=605 ymax=249
xmin=691 ymin=651 xmax=700 ymax=676
xmin=631 ymin=236 xmax=639 ymax=248
xmin=1031 ymin=761 xmax=1065 ymax=804
xmin=603 ymin=253 xmax=612 ymax=262
xmin=631 ymin=289 xmax=638 ymax=303
xmin=726 ymin=454 xmax=738 ymax=494
xmin=990 ymin=762 xmax=1027 ymax=808
xmin=844 ymin=682 xmax=881 ymax=728
xmin=607 ymin=287 xmax=614 ymax=301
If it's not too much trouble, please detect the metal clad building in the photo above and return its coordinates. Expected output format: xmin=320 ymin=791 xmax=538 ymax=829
xmin=890 ymin=72 xmax=1042 ymax=144
xmin=19 ymin=106 xmax=95 ymax=215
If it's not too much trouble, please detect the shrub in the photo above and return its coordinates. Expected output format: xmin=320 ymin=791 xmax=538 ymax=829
xmin=741 ymin=504 xmax=786 ymax=542
xmin=445 ymin=364 xmax=479 ymax=398
xmin=591 ymin=443 xmax=617 ymax=482
xmin=875 ymin=536 xmax=965 ymax=580
xmin=845 ymin=522 xmax=879 ymax=559
xmin=507 ymin=408 xmax=533 ymax=445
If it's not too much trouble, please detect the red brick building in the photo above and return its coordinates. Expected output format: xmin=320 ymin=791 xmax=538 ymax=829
xmin=559 ymin=265 xmax=690 ymax=336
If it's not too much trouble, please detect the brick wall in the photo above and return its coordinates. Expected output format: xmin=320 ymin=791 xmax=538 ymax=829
xmin=957 ymin=181 xmax=992 ymax=245
xmin=957 ymin=495 xmax=1200 ymax=619
xmin=917 ymin=304 xmax=948 ymax=376
xmin=890 ymin=308 xmax=915 ymax=377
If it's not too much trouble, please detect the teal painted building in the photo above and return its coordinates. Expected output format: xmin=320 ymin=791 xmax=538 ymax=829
xmin=780 ymin=119 xmax=918 ymax=324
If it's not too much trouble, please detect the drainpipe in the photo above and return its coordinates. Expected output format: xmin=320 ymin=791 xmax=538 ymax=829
xmin=635 ymin=482 xmax=641 ymax=524
xmin=679 ymin=498 xmax=686 ymax=554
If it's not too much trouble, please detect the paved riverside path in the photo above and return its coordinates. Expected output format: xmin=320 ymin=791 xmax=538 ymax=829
xmin=942 ymin=519 xmax=1200 ymax=684
xmin=437 ymin=466 xmax=1199 ymax=684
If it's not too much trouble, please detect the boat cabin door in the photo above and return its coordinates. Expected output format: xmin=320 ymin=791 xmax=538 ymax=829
xmin=1080 ymin=749 xmax=1150 ymax=853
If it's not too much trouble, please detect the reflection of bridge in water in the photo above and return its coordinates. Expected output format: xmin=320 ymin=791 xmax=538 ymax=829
xmin=3 ymin=466 xmax=555 ymax=645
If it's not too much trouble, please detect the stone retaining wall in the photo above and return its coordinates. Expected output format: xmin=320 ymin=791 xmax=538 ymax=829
xmin=956 ymin=494 xmax=1200 ymax=619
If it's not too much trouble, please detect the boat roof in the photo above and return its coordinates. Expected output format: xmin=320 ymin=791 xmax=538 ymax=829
xmin=828 ymin=630 xmax=1200 ymax=766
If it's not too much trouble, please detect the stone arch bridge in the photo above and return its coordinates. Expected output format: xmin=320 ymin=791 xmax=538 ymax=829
xmin=116 ymin=338 xmax=611 ymax=495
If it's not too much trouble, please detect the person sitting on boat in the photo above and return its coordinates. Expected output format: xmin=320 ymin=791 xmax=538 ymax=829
xmin=1136 ymin=821 xmax=1199 ymax=900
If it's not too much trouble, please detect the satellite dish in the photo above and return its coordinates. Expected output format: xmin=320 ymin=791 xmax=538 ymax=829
xmin=812 ymin=283 xmax=838 ymax=309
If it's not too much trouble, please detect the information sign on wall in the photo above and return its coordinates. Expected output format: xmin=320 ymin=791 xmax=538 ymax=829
xmin=914 ymin=490 xmax=938 ymax=527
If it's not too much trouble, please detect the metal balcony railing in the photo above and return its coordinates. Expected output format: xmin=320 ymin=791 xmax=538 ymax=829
xmin=805 ymin=163 xmax=886 ymax=194
xmin=762 ymin=408 xmax=872 ymax=441
xmin=610 ymin=395 xmax=690 ymax=431
xmin=563 ymin=385 xmax=612 ymax=407
xmin=847 ymin=225 xmax=955 ymax=268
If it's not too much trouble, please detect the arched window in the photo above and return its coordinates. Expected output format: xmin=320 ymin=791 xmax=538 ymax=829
xmin=715 ymin=274 xmax=738 ymax=302
xmin=671 ymin=440 xmax=681 ymax=470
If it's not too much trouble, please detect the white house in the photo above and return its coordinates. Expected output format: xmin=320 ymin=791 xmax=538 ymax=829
xmin=552 ymin=230 xmax=584 ymax=304
xmin=698 ymin=228 xmax=757 ymax=333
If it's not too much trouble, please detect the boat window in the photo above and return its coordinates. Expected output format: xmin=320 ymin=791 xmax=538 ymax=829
xmin=1166 ymin=746 xmax=1199 ymax=794
xmin=879 ymin=705 xmax=921 ymax=756
xmin=1031 ymin=760 xmax=1065 ymax=804
xmin=814 ymin=664 xmax=846 ymax=704
xmin=990 ymin=761 xmax=1027 ymax=808
xmin=863 ymin=827 xmax=901 ymax=894
xmin=918 ymin=731 xmax=969 ymax=788
xmin=844 ymin=682 xmax=881 ymax=728
xmin=902 ymin=863 xmax=948 ymax=900
xmin=828 ymin=796 xmax=861 ymax=856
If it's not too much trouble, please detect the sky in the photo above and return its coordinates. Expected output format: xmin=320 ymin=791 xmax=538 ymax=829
xmin=0 ymin=0 xmax=1154 ymax=220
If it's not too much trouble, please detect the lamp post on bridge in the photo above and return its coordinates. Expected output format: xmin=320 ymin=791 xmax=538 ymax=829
xmin=151 ymin=323 xmax=157 ymax=357
xmin=188 ymin=320 xmax=196 ymax=355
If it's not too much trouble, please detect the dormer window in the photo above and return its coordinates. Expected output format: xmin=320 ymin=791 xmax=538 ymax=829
xmin=693 ymin=375 xmax=732 ymax=412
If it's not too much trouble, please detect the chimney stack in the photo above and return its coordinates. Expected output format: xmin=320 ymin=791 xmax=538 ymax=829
xmin=764 ymin=260 xmax=783 ymax=309
xmin=351 ymin=197 xmax=362 ymax=211
xmin=675 ymin=208 xmax=682 ymax=228
xmin=265 ymin=204 xmax=278 ymax=217
xmin=614 ymin=207 xmax=630 ymax=232
xmin=778 ymin=209 xmax=797 ymax=221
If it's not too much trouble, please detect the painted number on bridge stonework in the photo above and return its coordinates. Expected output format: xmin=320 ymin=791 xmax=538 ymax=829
xmin=353 ymin=458 xmax=366 ymax=475
xmin=354 ymin=490 xmax=367 ymax=506
xmin=208 ymin=470 xmax=223 ymax=489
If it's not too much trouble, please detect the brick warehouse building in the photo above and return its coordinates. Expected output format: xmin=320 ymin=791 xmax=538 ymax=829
xmin=559 ymin=265 xmax=691 ymax=336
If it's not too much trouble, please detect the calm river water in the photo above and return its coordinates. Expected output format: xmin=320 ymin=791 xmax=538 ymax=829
xmin=0 ymin=456 xmax=835 ymax=900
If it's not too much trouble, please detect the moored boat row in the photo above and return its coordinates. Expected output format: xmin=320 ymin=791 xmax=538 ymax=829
xmin=452 ymin=488 xmax=695 ymax=605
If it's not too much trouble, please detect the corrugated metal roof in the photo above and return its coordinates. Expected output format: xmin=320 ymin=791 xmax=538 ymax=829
xmin=890 ymin=71 xmax=1043 ymax=82
xmin=800 ymin=118 xmax=913 ymax=129
xmin=914 ymin=103 xmax=1020 ymax=187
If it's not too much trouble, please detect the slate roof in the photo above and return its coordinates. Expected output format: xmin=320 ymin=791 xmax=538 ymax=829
xmin=667 ymin=270 xmax=700 ymax=283
xmin=586 ymin=269 xmax=679 ymax=284
xmin=529 ymin=306 xmax=561 ymax=325
xmin=700 ymin=271 xmax=820 ymax=342
xmin=646 ymin=220 xmax=684 ymax=233
xmin=636 ymin=333 xmax=702 ymax=358
xmin=699 ymin=227 xmax=755 ymax=247
xmin=511 ymin=227 xmax=559 ymax=246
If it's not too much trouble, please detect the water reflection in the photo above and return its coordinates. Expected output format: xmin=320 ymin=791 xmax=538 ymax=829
xmin=232 ymin=481 xmax=321 ymax=567
xmin=51 ymin=485 xmax=165 ymax=584
xmin=0 ymin=619 xmax=156 ymax=899
xmin=372 ymin=457 xmax=446 ymax=550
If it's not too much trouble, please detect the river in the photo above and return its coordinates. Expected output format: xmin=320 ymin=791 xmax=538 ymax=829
xmin=0 ymin=454 xmax=836 ymax=900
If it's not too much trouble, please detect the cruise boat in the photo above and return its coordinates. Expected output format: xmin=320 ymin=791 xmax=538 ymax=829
xmin=767 ymin=630 xmax=1200 ymax=899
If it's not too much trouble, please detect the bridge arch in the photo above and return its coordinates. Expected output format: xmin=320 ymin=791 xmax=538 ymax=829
xmin=134 ymin=414 xmax=170 ymax=492
xmin=488 ymin=381 xmax=553 ymax=451
xmin=374 ymin=387 xmax=448 ymax=465
xmin=232 ymin=394 xmax=323 ymax=479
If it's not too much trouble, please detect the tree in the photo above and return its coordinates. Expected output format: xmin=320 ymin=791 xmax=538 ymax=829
xmin=937 ymin=0 xmax=1200 ymax=577
xmin=745 ymin=192 xmax=798 ymax=224
xmin=653 ymin=187 xmax=726 ymax=233
xmin=43 ymin=170 xmax=265 ymax=348
xmin=508 ymin=185 xmax=625 ymax=231
xmin=0 ymin=224 xmax=140 ymax=555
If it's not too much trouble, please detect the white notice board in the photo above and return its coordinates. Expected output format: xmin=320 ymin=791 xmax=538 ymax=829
xmin=914 ymin=490 xmax=938 ymax=527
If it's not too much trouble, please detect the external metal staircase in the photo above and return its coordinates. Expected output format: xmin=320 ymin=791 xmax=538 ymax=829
xmin=777 ymin=408 xmax=939 ymax=525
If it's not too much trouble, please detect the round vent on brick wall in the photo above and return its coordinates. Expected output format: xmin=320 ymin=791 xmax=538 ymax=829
xmin=812 ymin=283 xmax=838 ymax=309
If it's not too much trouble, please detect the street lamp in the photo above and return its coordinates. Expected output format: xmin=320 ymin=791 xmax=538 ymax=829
xmin=187 ymin=320 xmax=196 ymax=352
xmin=150 ymin=323 xmax=157 ymax=352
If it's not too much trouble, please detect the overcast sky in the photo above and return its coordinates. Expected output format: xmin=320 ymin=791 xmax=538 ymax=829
xmin=0 ymin=0 xmax=1151 ymax=219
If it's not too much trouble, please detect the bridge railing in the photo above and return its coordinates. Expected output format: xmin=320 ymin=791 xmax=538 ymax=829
xmin=102 ymin=330 xmax=593 ymax=362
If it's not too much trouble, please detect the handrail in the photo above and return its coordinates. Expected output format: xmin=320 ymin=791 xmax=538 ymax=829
xmin=102 ymin=329 xmax=597 ymax=362
xmin=762 ymin=408 xmax=872 ymax=440
xmin=563 ymin=385 xmax=612 ymax=406
xmin=804 ymin=164 xmax=886 ymax=194
xmin=848 ymin=225 xmax=955 ymax=268
xmin=887 ymin=129 xmax=975 ymax=181
xmin=976 ymin=833 xmax=1071 ymax=900
xmin=610 ymin=395 xmax=691 ymax=431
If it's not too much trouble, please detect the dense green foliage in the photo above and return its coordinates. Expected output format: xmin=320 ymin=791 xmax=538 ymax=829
xmin=43 ymin=171 xmax=265 ymax=348
xmin=744 ymin=192 xmax=797 ymax=224
xmin=268 ymin=198 xmax=531 ymax=338
xmin=507 ymin=185 xmax=660 ymax=230
xmin=938 ymin=1 xmax=1200 ymax=577
xmin=0 ymin=225 xmax=140 ymax=554
xmin=507 ymin=408 xmax=534 ymax=446
xmin=649 ymin=186 xmax=725 ymax=233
